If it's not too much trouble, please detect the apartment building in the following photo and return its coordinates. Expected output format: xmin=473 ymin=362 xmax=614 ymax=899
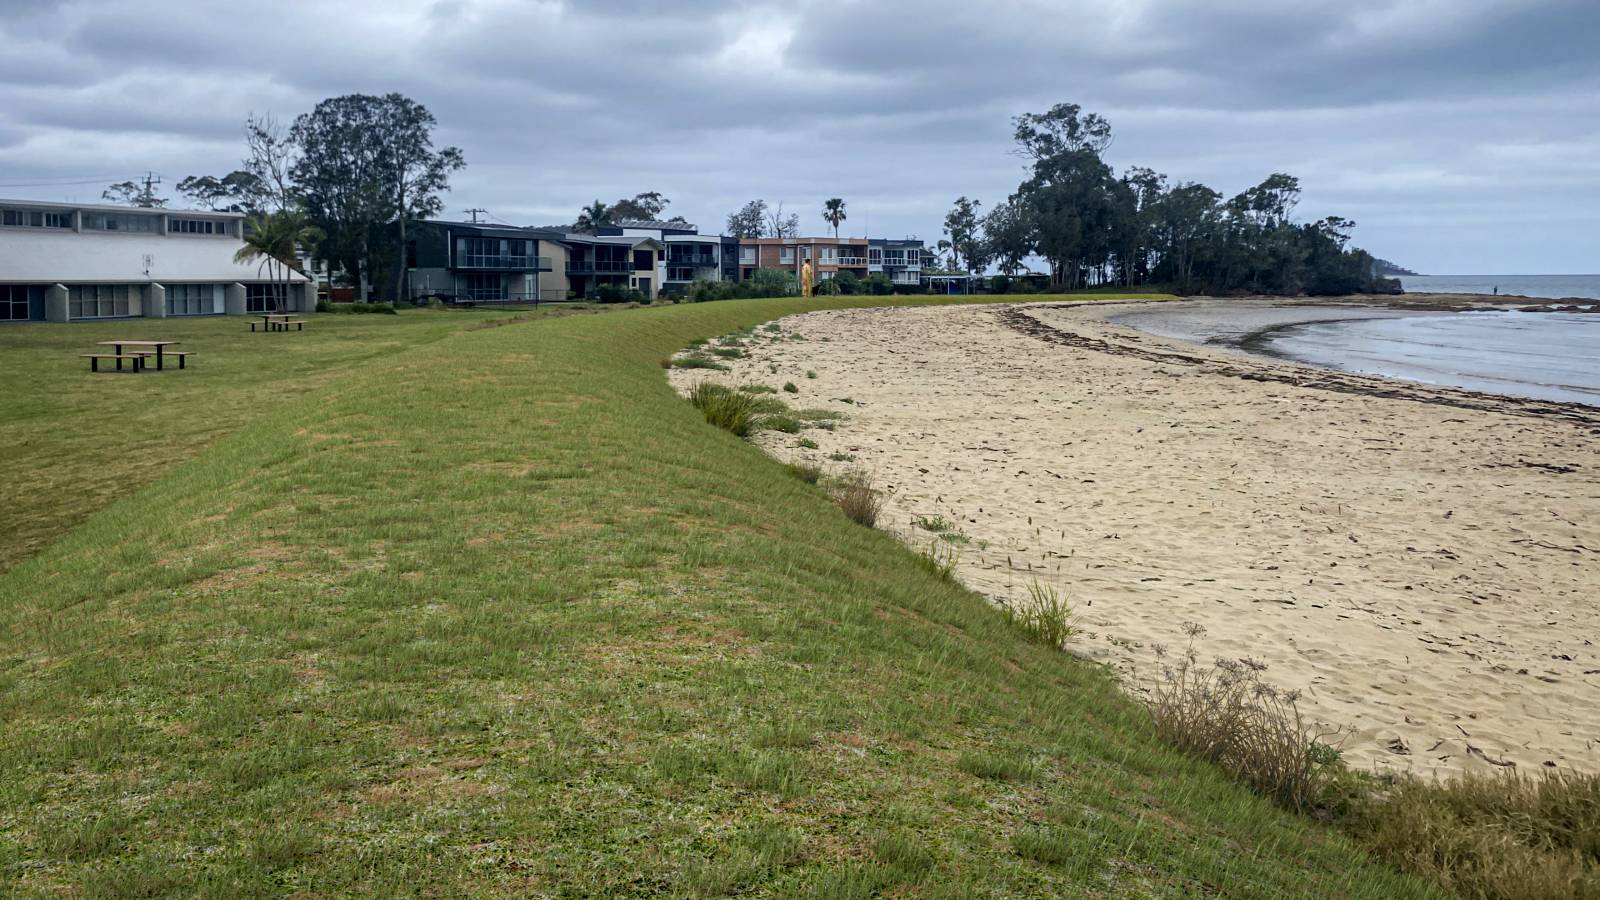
xmin=586 ymin=220 xmax=738 ymax=297
xmin=406 ymin=220 xmax=554 ymax=303
xmin=868 ymin=238 xmax=924 ymax=286
xmin=0 ymin=198 xmax=313 ymax=322
xmin=553 ymin=233 xmax=664 ymax=300
xmin=737 ymin=237 xmax=870 ymax=282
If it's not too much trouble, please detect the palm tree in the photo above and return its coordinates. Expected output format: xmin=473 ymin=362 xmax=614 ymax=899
xmin=822 ymin=198 xmax=847 ymax=238
xmin=236 ymin=209 xmax=322 ymax=311
xmin=574 ymin=200 xmax=613 ymax=234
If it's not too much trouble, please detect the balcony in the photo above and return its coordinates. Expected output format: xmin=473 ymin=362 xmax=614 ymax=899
xmin=566 ymin=259 xmax=634 ymax=275
xmin=458 ymin=254 xmax=552 ymax=271
xmin=833 ymin=256 xmax=867 ymax=266
xmin=666 ymin=254 xmax=717 ymax=268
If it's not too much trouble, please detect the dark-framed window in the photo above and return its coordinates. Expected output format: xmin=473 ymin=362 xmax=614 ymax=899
xmin=246 ymin=283 xmax=285 ymax=313
xmin=0 ymin=284 xmax=43 ymax=320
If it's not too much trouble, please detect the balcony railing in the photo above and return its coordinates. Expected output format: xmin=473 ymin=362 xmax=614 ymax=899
xmin=833 ymin=256 xmax=867 ymax=266
xmin=566 ymin=259 xmax=634 ymax=274
xmin=667 ymin=255 xmax=717 ymax=267
xmin=458 ymin=255 xmax=552 ymax=270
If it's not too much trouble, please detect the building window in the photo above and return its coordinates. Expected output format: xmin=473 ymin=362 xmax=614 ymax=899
xmin=457 ymin=237 xmax=534 ymax=268
xmin=167 ymin=283 xmax=220 ymax=316
xmin=464 ymin=271 xmax=505 ymax=301
xmin=245 ymin=283 xmax=285 ymax=313
xmin=819 ymin=246 xmax=835 ymax=262
xmin=633 ymin=249 xmax=653 ymax=271
xmin=1 ymin=208 xmax=71 ymax=228
xmin=68 ymin=284 xmax=131 ymax=318
xmin=739 ymin=247 xmax=756 ymax=264
xmin=169 ymin=218 xmax=227 ymax=235
xmin=81 ymin=212 xmax=157 ymax=233
xmin=869 ymin=247 xmax=882 ymax=265
xmin=1 ymin=284 xmax=42 ymax=320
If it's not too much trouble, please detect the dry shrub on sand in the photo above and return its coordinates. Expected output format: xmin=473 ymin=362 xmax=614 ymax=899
xmin=1148 ymin=623 xmax=1340 ymax=811
xmin=832 ymin=471 xmax=883 ymax=527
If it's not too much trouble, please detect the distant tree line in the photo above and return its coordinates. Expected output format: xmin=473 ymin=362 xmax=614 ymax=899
xmin=952 ymin=103 xmax=1398 ymax=295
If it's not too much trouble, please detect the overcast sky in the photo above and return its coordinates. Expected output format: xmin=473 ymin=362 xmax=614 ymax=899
xmin=1 ymin=0 xmax=1595 ymax=274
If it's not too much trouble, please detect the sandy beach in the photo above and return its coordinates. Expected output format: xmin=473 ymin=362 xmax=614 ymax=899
xmin=670 ymin=298 xmax=1600 ymax=777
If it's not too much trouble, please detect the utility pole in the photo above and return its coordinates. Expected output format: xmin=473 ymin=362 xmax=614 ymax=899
xmin=140 ymin=171 xmax=162 ymax=207
xmin=464 ymin=208 xmax=486 ymax=224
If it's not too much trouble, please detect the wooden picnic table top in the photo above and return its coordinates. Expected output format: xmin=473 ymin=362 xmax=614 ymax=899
xmin=96 ymin=340 xmax=180 ymax=347
xmin=258 ymin=313 xmax=291 ymax=319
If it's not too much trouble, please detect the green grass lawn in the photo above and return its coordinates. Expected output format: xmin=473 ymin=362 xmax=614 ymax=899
xmin=0 ymin=295 xmax=1441 ymax=896
xmin=0 ymin=306 xmax=597 ymax=572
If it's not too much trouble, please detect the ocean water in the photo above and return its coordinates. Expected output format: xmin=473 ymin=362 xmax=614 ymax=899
xmin=1398 ymin=274 xmax=1600 ymax=300
xmin=1254 ymin=311 xmax=1600 ymax=406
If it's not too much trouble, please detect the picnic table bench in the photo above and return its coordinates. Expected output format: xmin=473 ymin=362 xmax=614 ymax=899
xmin=79 ymin=353 xmax=146 ymax=373
xmin=94 ymin=340 xmax=182 ymax=371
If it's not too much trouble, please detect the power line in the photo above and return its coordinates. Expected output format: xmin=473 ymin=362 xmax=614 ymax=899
xmin=0 ymin=174 xmax=150 ymax=188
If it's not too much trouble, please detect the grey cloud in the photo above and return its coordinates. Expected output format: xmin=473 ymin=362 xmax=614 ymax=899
xmin=0 ymin=0 xmax=1594 ymax=273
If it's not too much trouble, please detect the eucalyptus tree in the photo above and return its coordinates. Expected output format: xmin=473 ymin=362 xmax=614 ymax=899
xmin=942 ymin=196 xmax=986 ymax=274
xmin=725 ymin=199 xmax=769 ymax=238
xmin=290 ymin=93 xmax=463 ymax=301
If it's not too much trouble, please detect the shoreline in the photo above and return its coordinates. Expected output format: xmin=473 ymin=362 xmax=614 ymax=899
xmin=1103 ymin=297 xmax=1600 ymax=417
xmin=671 ymin=298 xmax=1600 ymax=778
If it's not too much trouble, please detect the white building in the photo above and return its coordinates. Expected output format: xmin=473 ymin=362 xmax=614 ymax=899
xmin=0 ymin=198 xmax=314 ymax=323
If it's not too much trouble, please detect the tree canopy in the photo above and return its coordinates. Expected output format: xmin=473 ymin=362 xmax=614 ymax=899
xmin=965 ymin=102 xmax=1395 ymax=295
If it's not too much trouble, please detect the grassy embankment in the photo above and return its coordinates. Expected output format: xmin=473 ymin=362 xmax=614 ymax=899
xmin=0 ymin=296 xmax=1441 ymax=896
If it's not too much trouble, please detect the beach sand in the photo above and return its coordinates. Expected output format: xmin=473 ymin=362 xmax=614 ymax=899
xmin=669 ymin=299 xmax=1600 ymax=777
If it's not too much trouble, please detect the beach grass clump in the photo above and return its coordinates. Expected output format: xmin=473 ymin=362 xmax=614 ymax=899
xmin=1004 ymin=580 xmax=1078 ymax=650
xmin=784 ymin=462 xmax=822 ymax=484
xmin=916 ymin=540 xmax=960 ymax=582
xmin=1350 ymin=769 xmax=1600 ymax=900
xmin=796 ymin=438 xmax=818 ymax=450
xmin=1147 ymin=624 xmax=1338 ymax=812
xmin=806 ymin=370 xmax=817 ymax=379
xmin=914 ymin=515 xmax=952 ymax=533
xmin=831 ymin=471 xmax=883 ymax=527
xmin=689 ymin=382 xmax=763 ymax=437
xmin=738 ymin=384 xmax=778 ymax=394
xmin=765 ymin=414 xmax=802 ymax=434
xmin=782 ymin=382 xmax=799 ymax=394
xmin=711 ymin=346 xmax=746 ymax=359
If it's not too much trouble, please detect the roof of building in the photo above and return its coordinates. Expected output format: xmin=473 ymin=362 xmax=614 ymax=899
xmin=0 ymin=197 xmax=246 ymax=218
xmin=0 ymin=227 xmax=309 ymax=284
xmin=740 ymin=236 xmax=868 ymax=245
xmin=610 ymin=218 xmax=697 ymax=232
xmin=558 ymin=233 xmax=665 ymax=250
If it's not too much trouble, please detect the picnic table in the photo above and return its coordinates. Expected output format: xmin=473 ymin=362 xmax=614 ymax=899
xmin=96 ymin=340 xmax=183 ymax=371
xmin=252 ymin=313 xmax=307 ymax=332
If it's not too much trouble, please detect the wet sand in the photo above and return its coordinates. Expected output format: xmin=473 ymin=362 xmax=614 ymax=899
xmin=669 ymin=298 xmax=1600 ymax=778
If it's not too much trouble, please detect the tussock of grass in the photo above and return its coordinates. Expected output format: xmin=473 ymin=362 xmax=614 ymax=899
xmin=1148 ymin=623 xmax=1335 ymax=811
xmin=915 ymin=540 xmax=960 ymax=581
xmin=796 ymin=438 xmax=818 ymax=450
xmin=738 ymin=384 xmax=778 ymax=394
xmin=785 ymin=462 xmax=822 ymax=484
xmin=831 ymin=470 xmax=883 ymax=526
xmin=782 ymin=381 xmax=799 ymax=393
xmin=1350 ymin=769 xmax=1600 ymax=899
xmin=1003 ymin=579 xmax=1078 ymax=650
xmin=689 ymin=382 xmax=762 ymax=436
